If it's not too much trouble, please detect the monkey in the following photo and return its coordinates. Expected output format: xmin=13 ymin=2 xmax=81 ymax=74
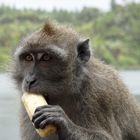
xmin=12 ymin=21 xmax=140 ymax=140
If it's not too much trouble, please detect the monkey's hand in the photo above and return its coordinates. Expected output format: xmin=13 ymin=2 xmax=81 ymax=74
xmin=32 ymin=105 xmax=75 ymax=139
xmin=32 ymin=105 xmax=113 ymax=140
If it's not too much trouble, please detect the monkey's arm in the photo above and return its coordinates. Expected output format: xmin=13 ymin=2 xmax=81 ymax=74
xmin=114 ymin=96 xmax=140 ymax=139
xmin=32 ymin=105 xmax=113 ymax=140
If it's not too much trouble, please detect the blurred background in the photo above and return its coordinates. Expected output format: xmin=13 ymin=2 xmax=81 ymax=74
xmin=0 ymin=0 xmax=140 ymax=139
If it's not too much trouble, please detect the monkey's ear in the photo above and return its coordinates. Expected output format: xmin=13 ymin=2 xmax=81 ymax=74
xmin=77 ymin=39 xmax=90 ymax=63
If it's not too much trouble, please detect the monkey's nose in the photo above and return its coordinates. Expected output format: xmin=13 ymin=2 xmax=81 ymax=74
xmin=25 ymin=78 xmax=37 ymax=90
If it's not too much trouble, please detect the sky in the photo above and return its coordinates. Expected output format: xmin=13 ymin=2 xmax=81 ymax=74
xmin=0 ymin=0 xmax=139 ymax=11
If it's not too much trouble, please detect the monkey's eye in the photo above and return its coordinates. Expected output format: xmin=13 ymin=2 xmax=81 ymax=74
xmin=41 ymin=53 xmax=51 ymax=61
xmin=24 ymin=54 xmax=33 ymax=61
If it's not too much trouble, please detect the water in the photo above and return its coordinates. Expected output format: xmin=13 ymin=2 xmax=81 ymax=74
xmin=0 ymin=71 xmax=140 ymax=140
xmin=0 ymin=73 xmax=20 ymax=140
xmin=120 ymin=71 xmax=140 ymax=95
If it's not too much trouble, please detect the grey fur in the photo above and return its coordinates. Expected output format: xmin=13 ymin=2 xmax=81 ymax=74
xmin=12 ymin=21 xmax=140 ymax=140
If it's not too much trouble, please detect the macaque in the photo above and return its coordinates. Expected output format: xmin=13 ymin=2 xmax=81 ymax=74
xmin=12 ymin=21 xmax=140 ymax=140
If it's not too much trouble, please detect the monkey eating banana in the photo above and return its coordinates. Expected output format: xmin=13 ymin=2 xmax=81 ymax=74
xmin=22 ymin=92 xmax=57 ymax=137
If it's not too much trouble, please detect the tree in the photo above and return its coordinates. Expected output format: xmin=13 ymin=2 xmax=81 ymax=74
xmin=111 ymin=0 xmax=117 ymax=10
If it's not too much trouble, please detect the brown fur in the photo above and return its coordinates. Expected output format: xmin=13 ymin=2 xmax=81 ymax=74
xmin=13 ymin=21 xmax=140 ymax=140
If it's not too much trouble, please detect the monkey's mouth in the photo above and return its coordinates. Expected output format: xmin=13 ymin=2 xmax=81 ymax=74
xmin=23 ymin=81 xmax=40 ymax=93
xmin=23 ymin=84 xmax=49 ymax=99
xmin=23 ymin=85 xmax=42 ymax=95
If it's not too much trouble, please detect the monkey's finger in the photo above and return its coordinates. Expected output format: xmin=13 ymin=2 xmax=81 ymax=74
xmin=33 ymin=112 xmax=59 ymax=127
xmin=32 ymin=111 xmax=43 ymax=122
xmin=38 ymin=107 xmax=62 ymax=113
xmin=33 ymin=115 xmax=46 ymax=129
xmin=36 ymin=113 xmax=61 ymax=129
xmin=33 ymin=111 xmax=61 ymax=122
xmin=39 ymin=119 xmax=49 ymax=129
xmin=39 ymin=116 xmax=58 ymax=129
xmin=35 ymin=105 xmax=48 ymax=112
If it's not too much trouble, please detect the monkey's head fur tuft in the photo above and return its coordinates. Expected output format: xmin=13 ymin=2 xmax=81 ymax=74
xmin=42 ymin=21 xmax=57 ymax=36
xmin=22 ymin=20 xmax=81 ymax=50
xmin=41 ymin=20 xmax=80 ymax=45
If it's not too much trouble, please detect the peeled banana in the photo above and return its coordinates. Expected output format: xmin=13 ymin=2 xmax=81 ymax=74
xmin=22 ymin=92 xmax=57 ymax=137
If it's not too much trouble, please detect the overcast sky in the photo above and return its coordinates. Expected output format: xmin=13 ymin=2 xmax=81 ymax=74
xmin=0 ymin=0 xmax=139 ymax=11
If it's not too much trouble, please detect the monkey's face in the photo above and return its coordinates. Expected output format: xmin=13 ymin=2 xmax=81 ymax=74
xmin=13 ymin=38 xmax=90 ymax=101
xmin=13 ymin=23 xmax=91 ymax=101
xmin=14 ymin=44 xmax=72 ymax=99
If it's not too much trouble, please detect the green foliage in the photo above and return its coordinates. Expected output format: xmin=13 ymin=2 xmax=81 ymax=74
xmin=0 ymin=3 xmax=140 ymax=71
xmin=111 ymin=0 xmax=117 ymax=10
xmin=0 ymin=47 xmax=11 ymax=72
